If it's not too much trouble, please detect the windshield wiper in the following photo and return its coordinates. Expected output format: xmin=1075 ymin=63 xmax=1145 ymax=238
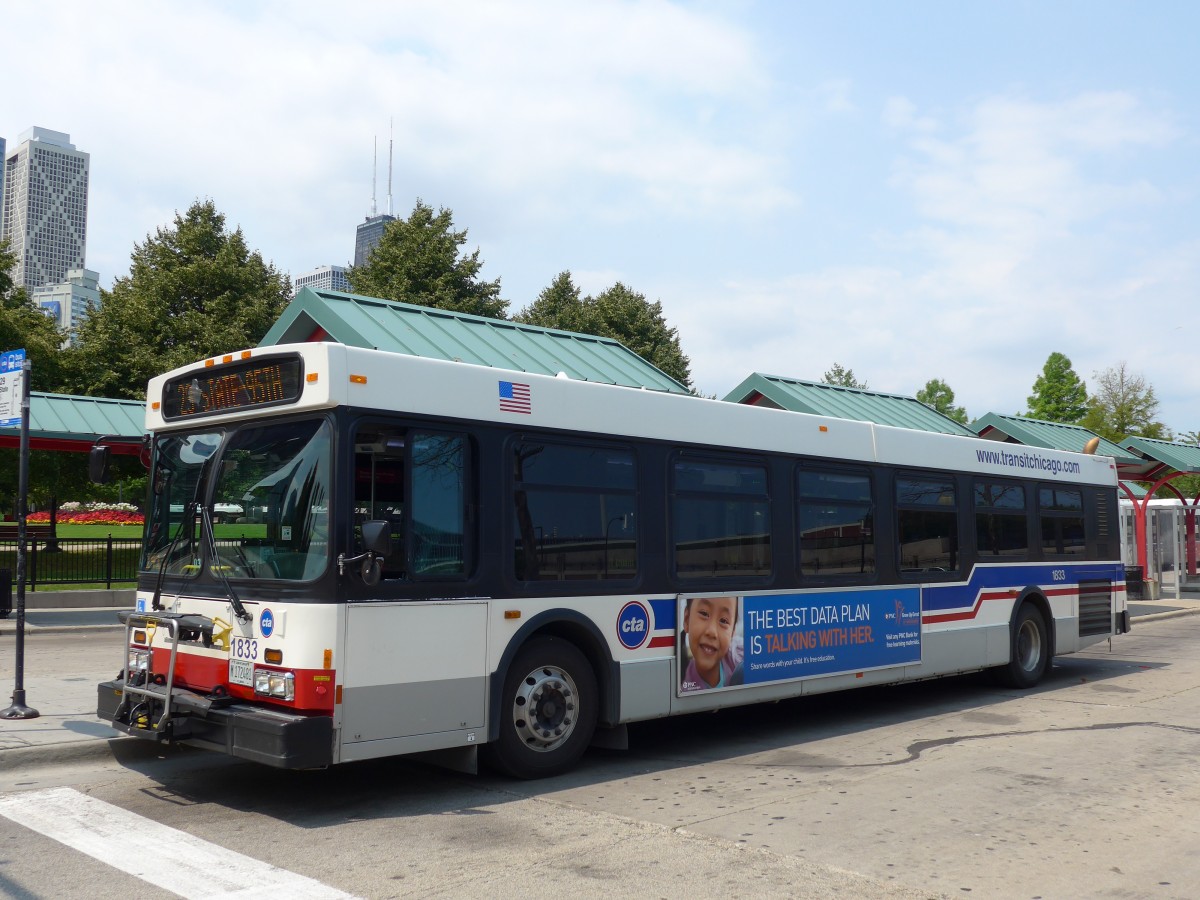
xmin=200 ymin=504 xmax=251 ymax=624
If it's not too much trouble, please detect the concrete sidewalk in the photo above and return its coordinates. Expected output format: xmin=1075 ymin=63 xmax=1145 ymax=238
xmin=2 ymin=600 xmax=1200 ymax=774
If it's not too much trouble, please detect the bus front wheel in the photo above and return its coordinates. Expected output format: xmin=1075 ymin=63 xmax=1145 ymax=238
xmin=996 ymin=603 xmax=1050 ymax=689
xmin=486 ymin=636 xmax=598 ymax=779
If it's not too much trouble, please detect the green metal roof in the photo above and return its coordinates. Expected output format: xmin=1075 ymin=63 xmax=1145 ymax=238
xmin=972 ymin=413 xmax=1139 ymax=462
xmin=1121 ymin=435 xmax=1200 ymax=478
xmin=0 ymin=391 xmax=144 ymax=451
xmin=723 ymin=373 xmax=975 ymax=436
xmin=260 ymin=288 xmax=690 ymax=394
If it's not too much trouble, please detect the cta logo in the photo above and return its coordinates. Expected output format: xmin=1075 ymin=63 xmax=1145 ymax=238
xmin=616 ymin=600 xmax=650 ymax=650
xmin=259 ymin=608 xmax=275 ymax=638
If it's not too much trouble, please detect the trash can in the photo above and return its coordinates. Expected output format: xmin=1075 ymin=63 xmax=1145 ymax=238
xmin=0 ymin=568 xmax=10 ymax=619
xmin=1125 ymin=565 xmax=1145 ymax=601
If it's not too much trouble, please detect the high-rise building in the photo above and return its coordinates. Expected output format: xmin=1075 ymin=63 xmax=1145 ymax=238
xmin=293 ymin=264 xmax=351 ymax=296
xmin=353 ymin=213 xmax=394 ymax=267
xmin=32 ymin=267 xmax=100 ymax=345
xmin=0 ymin=136 xmax=6 ymax=226
xmin=1 ymin=127 xmax=90 ymax=291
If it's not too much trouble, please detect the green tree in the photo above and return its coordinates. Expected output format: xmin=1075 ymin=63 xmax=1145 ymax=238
xmin=1079 ymin=362 xmax=1167 ymax=442
xmin=515 ymin=274 xmax=692 ymax=389
xmin=916 ymin=378 xmax=968 ymax=424
xmin=586 ymin=282 xmax=692 ymax=389
xmin=516 ymin=271 xmax=584 ymax=331
xmin=822 ymin=363 xmax=867 ymax=389
xmin=0 ymin=239 xmax=67 ymax=391
xmin=1027 ymin=352 xmax=1088 ymax=423
xmin=348 ymin=199 xmax=506 ymax=319
xmin=63 ymin=200 xmax=291 ymax=399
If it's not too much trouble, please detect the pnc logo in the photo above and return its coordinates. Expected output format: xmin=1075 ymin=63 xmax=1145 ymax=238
xmin=616 ymin=601 xmax=650 ymax=650
xmin=259 ymin=608 xmax=275 ymax=638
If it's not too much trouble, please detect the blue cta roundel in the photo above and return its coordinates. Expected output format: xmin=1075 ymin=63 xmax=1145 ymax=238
xmin=616 ymin=601 xmax=650 ymax=650
xmin=259 ymin=608 xmax=275 ymax=638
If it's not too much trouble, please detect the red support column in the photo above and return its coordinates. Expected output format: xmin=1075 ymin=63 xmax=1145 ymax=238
xmin=1187 ymin=506 xmax=1197 ymax=577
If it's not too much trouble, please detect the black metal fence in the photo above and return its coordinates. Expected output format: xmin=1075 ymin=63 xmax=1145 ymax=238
xmin=0 ymin=537 xmax=142 ymax=590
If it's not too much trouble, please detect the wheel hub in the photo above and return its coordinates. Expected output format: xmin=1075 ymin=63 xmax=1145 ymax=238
xmin=512 ymin=664 xmax=578 ymax=753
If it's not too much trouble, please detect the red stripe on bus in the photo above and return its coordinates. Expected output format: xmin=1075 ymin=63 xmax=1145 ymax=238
xmin=648 ymin=635 xmax=675 ymax=649
xmin=149 ymin=648 xmax=335 ymax=712
xmin=922 ymin=586 xmax=1078 ymax=625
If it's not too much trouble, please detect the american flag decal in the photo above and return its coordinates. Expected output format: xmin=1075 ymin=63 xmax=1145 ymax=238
xmin=498 ymin=380 xmax=532 ymax=414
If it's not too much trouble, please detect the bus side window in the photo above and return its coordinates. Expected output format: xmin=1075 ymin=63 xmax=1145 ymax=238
xmin=896 ymin=474 xmax=959 ymax=575
xmin=410 ymin=433 xmax=466 ymax=576
xmin=354 ymin=428 xmax=407 ymax=579
xmin=1039 ymin=485 xmax=1085 ymax=557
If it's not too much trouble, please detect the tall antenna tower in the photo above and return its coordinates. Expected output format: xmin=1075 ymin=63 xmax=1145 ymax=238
xmin=370 ymin=136 xmax=378 ymax=217
xmin=387 ymin=117 xmax=394 ymax=217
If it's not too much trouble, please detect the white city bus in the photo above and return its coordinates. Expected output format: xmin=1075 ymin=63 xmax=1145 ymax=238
xmin=97 ymin=342 xmax=1129 ymax=777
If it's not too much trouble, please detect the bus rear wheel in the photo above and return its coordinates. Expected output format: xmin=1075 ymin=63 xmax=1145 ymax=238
xmin=996 ymin=603 xmax=1050 ymax=689
xmin=485 ymin=636 xmax=598 ymax=779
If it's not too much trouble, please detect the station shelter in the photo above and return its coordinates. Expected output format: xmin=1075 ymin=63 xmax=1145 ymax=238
xmin=973 ymin=414 xmax=1200 ymax=598
xmin=0 ymin=391 xmax=144 ymax=458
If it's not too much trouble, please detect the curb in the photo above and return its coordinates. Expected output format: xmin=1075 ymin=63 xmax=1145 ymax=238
xmin=1132 ymin=607 xmax=1200 ymax=623
xmin=0 ymin=624 xmax=124 ymax=637
xmin=1 ymin=735 xmax=130 ymax=771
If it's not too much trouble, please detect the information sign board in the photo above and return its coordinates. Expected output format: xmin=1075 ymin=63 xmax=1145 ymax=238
xmin=0 ymin=348 xmax=26 ymax=428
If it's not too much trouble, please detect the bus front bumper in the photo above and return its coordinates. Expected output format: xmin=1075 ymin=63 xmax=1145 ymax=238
xmin=97 ymin=678 xmax=334 ymax=769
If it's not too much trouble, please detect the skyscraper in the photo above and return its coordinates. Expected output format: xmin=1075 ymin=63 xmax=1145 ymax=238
xmin=353 ymin=128 xmax=396 ymax=267
xmin=1 ymin=127 xmax=90 ymax=291
xmin=293 ymin=264 xmax=351 ymax=296
xmin=353 ymin=214 xmax=394 ymax=267
xmin=32 ymin=267 xmax=100 ymax=345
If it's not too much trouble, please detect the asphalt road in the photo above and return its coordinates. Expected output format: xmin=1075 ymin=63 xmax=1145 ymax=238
xmin=2 ymin=615 xmax=1199 ymax=899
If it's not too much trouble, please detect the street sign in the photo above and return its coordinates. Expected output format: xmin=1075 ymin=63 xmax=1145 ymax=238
xmin=0 ymin=348 xmax=25 ymax=428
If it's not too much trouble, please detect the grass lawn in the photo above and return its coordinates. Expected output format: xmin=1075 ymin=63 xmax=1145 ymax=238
xmin=54 ymin=524 xmax=146 ymax=539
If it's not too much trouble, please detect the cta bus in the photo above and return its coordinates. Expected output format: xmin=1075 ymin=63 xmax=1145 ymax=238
xmin=97 ymin=342 xmax=1130 ymax=777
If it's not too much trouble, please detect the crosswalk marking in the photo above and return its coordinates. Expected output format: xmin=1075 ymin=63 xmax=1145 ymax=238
xmin=0 ymin=787 xmax=358 ymax=899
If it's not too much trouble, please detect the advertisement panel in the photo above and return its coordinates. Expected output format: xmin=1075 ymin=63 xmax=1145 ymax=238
xmin=0 ymin=348 xmax=26 ymax=428
xmin=678 ymin=586 xmax=922 ymax=694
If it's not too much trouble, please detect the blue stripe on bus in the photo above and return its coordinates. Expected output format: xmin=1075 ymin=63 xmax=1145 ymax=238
xmin=649 ymin=598 xmax=676 ymax=631
xmin=920 ymin=561 xmax=1125 ymax=613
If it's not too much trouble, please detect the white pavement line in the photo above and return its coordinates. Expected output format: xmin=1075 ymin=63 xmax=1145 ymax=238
xmin=0 ymin=786 xmax=358 ymax=899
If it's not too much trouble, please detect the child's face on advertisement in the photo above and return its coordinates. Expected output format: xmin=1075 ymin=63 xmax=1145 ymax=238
xmin=684 ymin=596 xmax=737 ymax=677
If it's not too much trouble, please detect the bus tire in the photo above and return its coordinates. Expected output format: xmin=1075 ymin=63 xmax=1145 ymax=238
xmin=485 ymin=636 xmax=598 ymax=779
xmin=996 ymin=603 xmax=1050 ymax=689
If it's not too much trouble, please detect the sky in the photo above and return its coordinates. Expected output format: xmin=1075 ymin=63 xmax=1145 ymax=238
xmin=5 ymin=1 xmax=1199 ymax=433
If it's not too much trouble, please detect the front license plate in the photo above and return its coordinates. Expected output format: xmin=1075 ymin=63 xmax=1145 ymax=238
xmin=229 ymin=658 xmax=254 ymax=687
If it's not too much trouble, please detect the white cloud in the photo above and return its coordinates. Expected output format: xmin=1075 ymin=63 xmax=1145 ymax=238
xmin=5 ymin=0 xmax=792 ymax=283
xmin=676 ymin=90 xmax=1195 ymax=430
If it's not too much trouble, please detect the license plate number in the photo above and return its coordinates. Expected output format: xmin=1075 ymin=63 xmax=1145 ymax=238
xmin=229 ymin=636 xmax=258 ymax=687
xmin=229 ymin=658 xmax=254 ymax=687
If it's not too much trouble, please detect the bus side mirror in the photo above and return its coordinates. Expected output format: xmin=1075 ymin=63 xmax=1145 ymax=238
xmin=361 ymin=520 xmax=393 ymax=557
xmin=357 ymin=520 xmax=392 ymax=587
xmin=89 ymin=446 xmax=111 ymax=484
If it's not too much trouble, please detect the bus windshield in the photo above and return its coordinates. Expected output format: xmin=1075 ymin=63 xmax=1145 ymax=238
xmin=142 ymin=418 xmax=332 ymax=581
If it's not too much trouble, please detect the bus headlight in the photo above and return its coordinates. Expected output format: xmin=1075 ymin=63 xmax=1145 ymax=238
xmin=127 ymin=649 xmax=150 ymax=674
xmin=254 ymin=669 xmax=295 ymax=701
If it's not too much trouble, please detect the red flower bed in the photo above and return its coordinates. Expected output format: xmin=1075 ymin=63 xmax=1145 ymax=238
xmin=27 ymin=510 xmax=144 ymax=526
